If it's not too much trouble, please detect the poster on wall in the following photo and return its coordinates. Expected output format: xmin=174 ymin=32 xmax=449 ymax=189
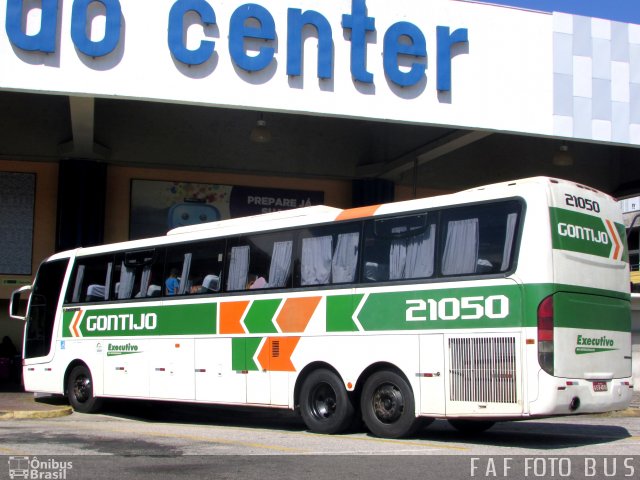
xmin=0 ymin=172 xmax=35 ymax=275
xmin=130 ymin=179 xmax=324 ymax=239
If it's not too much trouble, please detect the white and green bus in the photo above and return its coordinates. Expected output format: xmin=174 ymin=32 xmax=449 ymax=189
xmin=10 ymin=176 xmax=633 ymax=438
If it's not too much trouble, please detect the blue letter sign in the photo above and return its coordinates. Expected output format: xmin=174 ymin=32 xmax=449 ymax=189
xmin=6 ymin=0 xmax=59 ymax=53
xmin=436 ymin=26 xmax=468 ymax=91
xmin=229 ymin=3 xmax=276 ymax=72
xmin=341 ymin=0 xmax=375 ymax=83
xmin=168 ymin=0 xmax=216 ymax=65
xmin=71 ymin=0 xmax=122 ymax=57
xmin=287 ymin=9 xmax=333 ymax=79
xmin=383 ymin=22 xmax=426 ymax=87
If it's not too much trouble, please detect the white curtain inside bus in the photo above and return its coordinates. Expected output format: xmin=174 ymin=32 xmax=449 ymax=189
xmin=500 ymin=213 xmax=518 ymax=271
xmin=227 ymin=245 xmax=250 ymax=290
xmin=442 ymin=219 xmax=479 ymax=275
xmin=332 ymin=232 xmax=359 ymax=283
xmin=301 ymin=236 xmax=332 ymax=286
xmin=389 ymin=224 xmax=436 ymax=279
xmin=269 ymin=241 xmax=293 ymax=288
xmin=117 ymin=262 xmax=135 ymax=299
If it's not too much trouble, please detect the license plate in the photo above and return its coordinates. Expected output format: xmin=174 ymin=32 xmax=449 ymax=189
xmin=592 ymin=381 xmax=608 ymax=392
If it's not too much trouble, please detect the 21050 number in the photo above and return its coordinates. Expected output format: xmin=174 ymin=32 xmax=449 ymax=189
xmin=405 ymin=295 xmax=509 ymax=322
xmin=565 ymin=193 xmax=600 ymax=213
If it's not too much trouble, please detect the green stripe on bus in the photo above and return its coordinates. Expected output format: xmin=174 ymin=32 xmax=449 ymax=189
xmin=60 ymin=283 xmax=629 ymax=338
xmin=243 ymin=299 xmax=280 ymax=334
xmin=549 ymin=207 xmax=620 ymax=259
xmin=326 ymin=294 xmax=362 ymax=332
xmin=62 ymin=303 xmax=217 ymax=338
xmin=616 ymin=221 xmax=630 ymax=262
xmin=356 ymin=285 xmax=523 ymax=331
xmin=553 ymin=292 xmax=630 ymax=332
xmin=232 ymin=337 xmax=262 ymax=371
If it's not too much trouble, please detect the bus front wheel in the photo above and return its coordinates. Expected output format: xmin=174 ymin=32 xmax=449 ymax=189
xmin=299 ymin=369 xmax=354 ymax=434
xmin=360 ymin=370 xmax=420 ymax=439
xmin=66 ymin=365 xmax=103 ymax=414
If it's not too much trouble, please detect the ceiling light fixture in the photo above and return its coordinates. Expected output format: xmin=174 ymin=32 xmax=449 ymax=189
xmin=250 ymin=113 xmax=271 ymax=143
xmin=552 ymin=144 xmax=573 ymax=167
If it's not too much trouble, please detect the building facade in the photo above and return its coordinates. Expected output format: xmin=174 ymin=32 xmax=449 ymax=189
xmin=1 ymin=0 xmax=639 ymax=385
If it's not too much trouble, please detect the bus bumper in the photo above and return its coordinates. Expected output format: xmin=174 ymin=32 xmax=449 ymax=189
xmin=529 ymin=371 xmax=634 ymax=416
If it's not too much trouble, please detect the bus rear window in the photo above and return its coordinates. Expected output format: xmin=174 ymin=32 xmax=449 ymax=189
xmin=439 ymin=201 xmax=521 ymax=276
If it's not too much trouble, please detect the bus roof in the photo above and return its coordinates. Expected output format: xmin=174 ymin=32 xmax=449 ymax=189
xmin=51 ymin=176 xmax=614 ymax=261
xmin=167 ymin=205 xmax=342 ymax=236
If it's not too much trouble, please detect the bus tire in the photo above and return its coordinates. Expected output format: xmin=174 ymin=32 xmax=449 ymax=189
xmin=299 ymin=369 xmax=354 ymax=434
xmin=360 ymin=370 xmax=419 ymax=439
xmin=448 ymin=419 xmax=495 ymax=434
xmin=66 ymin=365 xmax=103 ymax=414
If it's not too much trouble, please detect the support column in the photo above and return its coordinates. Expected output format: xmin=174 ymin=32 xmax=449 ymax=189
xmin=352 ymin=178 xmax=394 ymax=207
xmin=55 ymin=159 xmax=107 ymax=251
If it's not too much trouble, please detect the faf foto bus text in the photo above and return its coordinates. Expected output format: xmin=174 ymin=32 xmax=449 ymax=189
xmin=470 ymin=457 xmax=636 ymax=478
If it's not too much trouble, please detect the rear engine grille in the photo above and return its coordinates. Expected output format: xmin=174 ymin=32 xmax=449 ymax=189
xmin=449 ymin=336 xmax=517 ymax=403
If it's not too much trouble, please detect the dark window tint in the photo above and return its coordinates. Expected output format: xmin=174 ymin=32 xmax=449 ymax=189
xmin=226 ymin=232 xmax=294 ymax=291
xmin=363 ymin=213 xmax=436 ymax=282
xmin=25 ymin=259 xmax=68 ymax=359
xmin=66 ymin=254 xmax=114 ymax=303
xmin=296 ymin=223 xmax=361 ymax=287
xmin=112 ymin=249 xmax=165 ymax=300
xmin=165 ymin=240 xmax=225 ymax=296
xmin=439 ymin=201 xmax=521 ymax=276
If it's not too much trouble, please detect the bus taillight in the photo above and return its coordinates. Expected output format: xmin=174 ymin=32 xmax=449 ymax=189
xmin=537 ymin=295 xmax=554 ymax=375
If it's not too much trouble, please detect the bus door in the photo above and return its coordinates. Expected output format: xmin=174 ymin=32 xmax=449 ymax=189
xmin=148 ymin=338 xmax=195 ymax=400
xmin=194 ymin=336 xmax=272 ymax=405
xmin=18 ymin=259 xmax=69 ymax=393
xmin=195 ymin=338 xmax=247 ymax=404
xmin=103 ymin=335 xmax=150 ymax=398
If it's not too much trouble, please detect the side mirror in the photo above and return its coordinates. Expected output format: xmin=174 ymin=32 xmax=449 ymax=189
xmin=10 ymin=285 xmax=31 ymax=321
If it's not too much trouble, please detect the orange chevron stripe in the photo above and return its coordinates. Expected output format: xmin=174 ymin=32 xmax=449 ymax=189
xmin=257 ymin=337 xmax=300 ymax=372
xmin=335 ymin=204 xmax=381 ymax=221
xmin=219 ymin=301 xmax=250 ymax=334
xmin=275 ymin=297 xmax=321 ymax=333
xmin=71 ymin=310 xmax=83 ymax=338
xmin=606 ymin=220 xmax=621 ymax=260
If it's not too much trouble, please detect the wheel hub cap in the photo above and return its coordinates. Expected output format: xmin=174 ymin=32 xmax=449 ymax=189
xmin=372 ymin=384 xmax=403 ymax=423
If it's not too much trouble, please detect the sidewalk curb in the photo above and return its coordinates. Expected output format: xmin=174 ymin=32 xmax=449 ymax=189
xmin=0 ymin=406 xmax=73 ymax=420
xmin=592 ymin=407 xmax=640 ymax=418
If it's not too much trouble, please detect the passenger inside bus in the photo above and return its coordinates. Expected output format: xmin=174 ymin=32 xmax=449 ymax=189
xmin=165 ymin=268 xmax=180 ymax=295
xmin=247 ymin=274 xmax=267 ymax=289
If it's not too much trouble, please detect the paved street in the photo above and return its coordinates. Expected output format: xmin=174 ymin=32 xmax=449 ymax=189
xmin=1 ymin=398 xmax=639 ymax=479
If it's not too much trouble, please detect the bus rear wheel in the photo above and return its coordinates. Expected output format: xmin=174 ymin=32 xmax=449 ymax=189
xmin=66 ymin=365 xmax=103 ymax=414
xmin=299 ymin=369 xmax=354 ymax=434
xmin=360 ymin=370 xmax=420 ymax=438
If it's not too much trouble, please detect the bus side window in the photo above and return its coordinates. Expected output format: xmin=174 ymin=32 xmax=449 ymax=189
xmin=165 ymin=240 xmax=225 ymax=296
xmin=362 ymin=213 xmax=434 ymax=283
xmin=226 ymin=232 xmax=293 ymax=291
xmin=65 ymin=254 xmax=114 ymax=303
xmin=108 ymin=249 xmax=164 ymax=300
xmin=297 ymin=223 xmax=361 ymax=287
xmin=186 ymin=240 xmax=225 ymax=295
xmin=440 ymin=201 xmax=521 ymax=277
